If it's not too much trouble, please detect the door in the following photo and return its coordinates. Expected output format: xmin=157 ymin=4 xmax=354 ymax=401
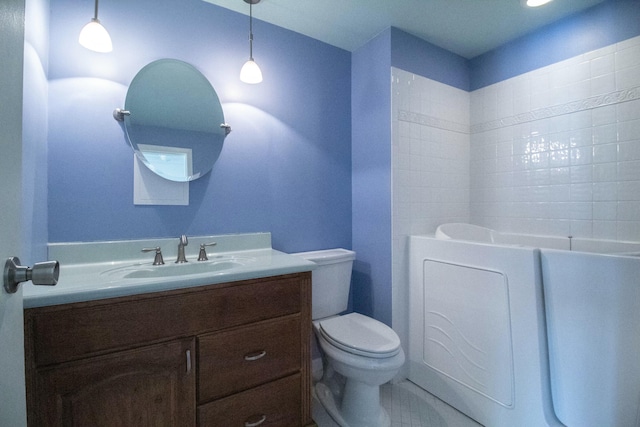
xmin=0 ymin=0 xmax=27 ymax=425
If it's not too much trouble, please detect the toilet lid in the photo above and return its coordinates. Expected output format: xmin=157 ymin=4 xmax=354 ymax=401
xmin=318 ymin=313 xmax=401 ymax=358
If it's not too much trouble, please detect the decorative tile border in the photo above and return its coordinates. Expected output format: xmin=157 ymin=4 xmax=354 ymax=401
xmin=471 ymin=85 xmax=640 ymax=134
xmin=398 ymin=110 xmax=471 ymax=134
xmin=397 ymin=83 xmax=640 ymax=135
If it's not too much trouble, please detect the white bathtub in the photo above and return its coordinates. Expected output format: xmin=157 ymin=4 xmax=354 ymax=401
xmin=542 ymin=250 xmax=640 ymax=427
xmin=409 ymin=223 xmax=640 ymax=427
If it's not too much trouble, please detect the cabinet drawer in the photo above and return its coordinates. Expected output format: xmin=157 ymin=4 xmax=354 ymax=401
xmin=198 ymin=315 xmax=301 ymax=402
xmin=197 ymin=374 xmax=301 ymax=427
xmin=27 ymin=274 xmax=304 ymax=366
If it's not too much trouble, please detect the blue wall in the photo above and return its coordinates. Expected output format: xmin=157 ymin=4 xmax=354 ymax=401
xmin=471 ymin=0 xmax=640 ymax=90
xmin=391 ymin=28 xmax=470 ymax=91
xmin=351 ymin=29 xmax=393 ymax=325
xmin=47 ymin=0 xmax=352 ymax=253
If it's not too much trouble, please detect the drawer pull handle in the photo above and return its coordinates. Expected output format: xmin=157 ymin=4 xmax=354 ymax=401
xmin=245 ymin=414 xmax=267 ymax=427
xmin=244 ymin=350 xmax=267 ymax=361
xmin=186 ymin=350 xmax=192 ymax=373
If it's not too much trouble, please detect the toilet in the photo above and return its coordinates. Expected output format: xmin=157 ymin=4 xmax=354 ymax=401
xmin=293 ymin=249 xmax=405 ymax=427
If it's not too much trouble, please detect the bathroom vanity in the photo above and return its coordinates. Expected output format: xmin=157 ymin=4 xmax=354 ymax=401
xmin=22 ymin=233 xmax=316 ymax=426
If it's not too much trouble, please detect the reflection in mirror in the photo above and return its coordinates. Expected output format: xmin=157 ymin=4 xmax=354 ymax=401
xmin=121 ymin=59 xmax=229 ymax=182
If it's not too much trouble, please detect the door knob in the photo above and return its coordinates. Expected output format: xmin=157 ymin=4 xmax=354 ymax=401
xmin=3 ymin=257 xmax=59 ymax=294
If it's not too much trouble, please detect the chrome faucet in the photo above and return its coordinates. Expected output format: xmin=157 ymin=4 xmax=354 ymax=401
xmin=197 ymin=242 xmax=217 ymax=261
xmin=142 ymin=247 xmax=165 ymax=265
xmin=176 ymin=235 xmax=188 ymax=263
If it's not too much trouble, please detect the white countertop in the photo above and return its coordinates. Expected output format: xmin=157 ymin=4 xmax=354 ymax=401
xmin=23 ymin=233 xmax=315 ymax=308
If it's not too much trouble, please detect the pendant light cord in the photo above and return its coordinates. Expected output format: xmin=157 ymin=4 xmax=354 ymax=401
xmin=94 ymin=0 xmax=99 ymax=20
xmin=248 ymin=2 xmax=254 ymax=60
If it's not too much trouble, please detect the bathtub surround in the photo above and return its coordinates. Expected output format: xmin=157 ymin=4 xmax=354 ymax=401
xmin=391 ymin=36 xmax=640 ymax=329
xmin=393 ymin=34 xmax=640 ymax=257
xmin=391 ymin=67 xmax=471 ymax=263
xmin=470 ymin=35 xmax=640 ymax=239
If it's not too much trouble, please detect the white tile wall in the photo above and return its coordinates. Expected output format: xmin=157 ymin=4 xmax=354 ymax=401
xmin=391 ymin=35 xmax=640 ymax=344
xmin=470 ymin=35 xmax=640 ymax=241
xmin=391 ymin=68 xmax=471 ymax=241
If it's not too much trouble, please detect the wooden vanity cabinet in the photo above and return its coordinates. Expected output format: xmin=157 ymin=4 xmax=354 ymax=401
xmin=24 ymin=272 xmax=315 ymax=427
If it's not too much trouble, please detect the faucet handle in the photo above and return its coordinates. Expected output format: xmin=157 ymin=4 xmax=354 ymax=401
xmin=142 ymin=247 xmax=165 ymax=265
xmin=197 ymin=242 xmax=217 ymax=261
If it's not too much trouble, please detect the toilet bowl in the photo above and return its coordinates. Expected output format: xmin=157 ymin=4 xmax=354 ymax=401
xmin=292 ymin=249 xmax=405 ymax=427
xmin=313 ymin=313 xmax=405 ymax=427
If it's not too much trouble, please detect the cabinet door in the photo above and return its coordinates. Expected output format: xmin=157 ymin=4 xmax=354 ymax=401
xmin=32 ymin=338 xmax=195 ymax=427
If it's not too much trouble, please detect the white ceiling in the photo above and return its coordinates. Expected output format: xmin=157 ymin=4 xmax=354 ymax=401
xmin=203 ymin=0 xmax=606 ymax=58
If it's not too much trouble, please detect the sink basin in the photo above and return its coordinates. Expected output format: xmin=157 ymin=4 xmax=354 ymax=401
xmin=101 ymin=257 xmax=255 ymax=280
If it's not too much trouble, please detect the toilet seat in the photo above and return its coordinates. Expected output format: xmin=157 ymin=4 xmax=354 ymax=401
xmin=318 ymin=312 xmax=401 ymax=358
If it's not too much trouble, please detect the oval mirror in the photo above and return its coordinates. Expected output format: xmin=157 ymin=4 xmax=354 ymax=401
xmin=121 ymin=59 xmax=229 ymax=182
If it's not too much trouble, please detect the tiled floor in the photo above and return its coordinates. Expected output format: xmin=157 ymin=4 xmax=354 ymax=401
xmin=312 ymin=380 xmax=483 ymax=427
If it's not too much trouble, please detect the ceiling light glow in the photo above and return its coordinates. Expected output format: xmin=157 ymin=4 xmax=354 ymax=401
xmin=525 ymin=0 xmax=554 ymax=7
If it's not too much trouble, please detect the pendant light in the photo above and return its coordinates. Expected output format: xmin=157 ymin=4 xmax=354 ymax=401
xmin=240 ymin=0 xmax=263 ymax=84
xmin=522 ymin=0 xmax=553 ymax=7
xmin=79 ymin=0 xmax=113 ymax=53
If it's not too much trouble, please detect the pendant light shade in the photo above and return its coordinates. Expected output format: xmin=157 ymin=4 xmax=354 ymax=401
xmin=240 ymin=0 xmax=262 ymax=84
xmin=79 ymin=0 xmax=112 ymax=53
xmin=240 ymin=59 xmax=263 ymax=84
xmin=522 ymin=0 xmax=553 ymax=7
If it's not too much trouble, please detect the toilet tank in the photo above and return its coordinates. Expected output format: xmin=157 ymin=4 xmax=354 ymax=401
xmin=292 ymin=248 xmax=355 ymax=320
